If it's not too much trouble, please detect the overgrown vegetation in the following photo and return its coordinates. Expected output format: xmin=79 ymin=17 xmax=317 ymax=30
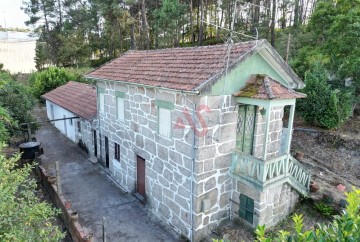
xmin=255 ymin=188 xmax=360 ymax=241
xmin=297 ymin=65 xmax=353 ymax=129
xmin=29 ymin=67 xmax=90 ymax=99
xmin=0 ymin=144 xmax=65 ymax=241
xmin=0 ymin=69 xmax=37 ymax=140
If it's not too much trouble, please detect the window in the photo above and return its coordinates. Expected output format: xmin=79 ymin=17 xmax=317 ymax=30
xmin=99 ymin=92 xmax=105 ymax=113
xmin=77 ymin=121 xmax=81 ymax=133
xmin=236 ymin=105 xmax=256 ymax=155
xmin=114 ymin=142 xmax=120 ymax=161
xmin=239 ymin=194 xmax=254 ymax=224
xmin=156 ymin=100 xmax=174 ymax=138
xmin=98 ymin=87 xmax=105 ymax=113
xmin=116 ymin=91 xmax=125 ymax=120
xmin=69 ymin=118 xmax=73 ymax=126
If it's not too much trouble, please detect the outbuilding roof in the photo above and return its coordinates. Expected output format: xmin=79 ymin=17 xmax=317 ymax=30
xmin=233 ymin=74 xmax=306 ymax=100
xmin=86 ymin=40 xmax=303 ymax=92
xmin=42 ymin=81 xmax=97 ymax=120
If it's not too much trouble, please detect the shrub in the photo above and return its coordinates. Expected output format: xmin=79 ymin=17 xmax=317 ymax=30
xmin=29 ymin=67 xmax=75 ymax=99
xmin=297 ymin=65 xmax=353 ymax=129
xmin=0 ymin=144 xmax=65 ymax=241
xmin=314 ymin=202 xmax=334 ymax=217
xmin=255 ymin=188 xmax=360 ymax=242
xmin=0 ymin=70 xmax=37 ymax=138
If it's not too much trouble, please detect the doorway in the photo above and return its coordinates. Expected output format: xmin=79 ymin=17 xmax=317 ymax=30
xmin=136 ymin=155 xmax=146 ymax=200
xmin=105 ymin=136 xmax=109 ymax=168
xmin=93 ymin=129 xmax=97 ymax=157
xmin=63 ymin=115 xmax=67 ymax=136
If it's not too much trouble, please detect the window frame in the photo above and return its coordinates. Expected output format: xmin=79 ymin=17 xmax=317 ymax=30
xmin=98 ymin=87 xmax=105 ymax=113
xmin=116 ymin=91 xmax=125 ymax=121
xmin=155 ymin=100 xmax=174 ymax=138
xmin=114 ymin=142 xmax=120 ymax=161
xmin=77 ymin=121 xmax=81 ymax=133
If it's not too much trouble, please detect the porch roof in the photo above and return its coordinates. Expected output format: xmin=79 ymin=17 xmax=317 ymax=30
xmin=233 ymin=74 xmax=306 ymax=100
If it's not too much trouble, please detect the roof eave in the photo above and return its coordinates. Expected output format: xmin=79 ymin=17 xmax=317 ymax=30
xmin=85 ymin=76 xmax=200 ymax=95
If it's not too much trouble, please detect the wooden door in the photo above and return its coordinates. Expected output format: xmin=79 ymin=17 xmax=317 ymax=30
xmin=105 ymin=136 xmax=109 ymax=168
xmin=93 ymin=129 xmax=97 ymax=157
xmin=136 ymin=156 xmax=146 ymax=199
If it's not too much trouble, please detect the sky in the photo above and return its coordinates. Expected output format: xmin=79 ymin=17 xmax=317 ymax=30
xmin=0 ymin=0 xmax=29 ymax=29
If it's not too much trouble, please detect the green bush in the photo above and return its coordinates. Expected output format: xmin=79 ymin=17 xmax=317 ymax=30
xmin=297 ymin=65 xmax=353 ymax=129
xmin=0 ymin=144 xmax=65 ymax=241
xmin=0 ymin=70 xmax=37 ymax=139
xmin=0 ymin=107 xmax=14 ymax=142
xmin=314 ymin=202 xmax=334 ymax=217
xmin=255 ymin=188 xmax=360 ymax=242
xmin=29 ymin=67 xmax=91 ymax=99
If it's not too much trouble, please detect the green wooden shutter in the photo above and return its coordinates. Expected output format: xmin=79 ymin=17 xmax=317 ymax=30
xmin=236 ymin=105 xmax=256 ymax=154
xmin=239 ymin=194 xmax=254 ymax=224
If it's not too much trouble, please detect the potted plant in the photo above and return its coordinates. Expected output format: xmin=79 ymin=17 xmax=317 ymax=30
xmin=70 ymin=211 xmax=78 ymax=221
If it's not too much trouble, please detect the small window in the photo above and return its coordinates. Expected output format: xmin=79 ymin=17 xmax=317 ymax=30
xmin=77 ymin=121 xmax=81 ymax=133
xmin=114 ymin=142 xmax=120 ymax=161
xmin=117 ymin=97 xmax=125 ymax=120
xmin=156 ymin=100 xmax=174 ymax=138
xmin=99 ymin=93 xmax=105 ymax=113
xmin=239 ymin=194 xmax=254 ymax=224
xmin=69 ymin=118 xmax=73 ymax=126
xmin=158 ymin=107 xmax=171 ymax=138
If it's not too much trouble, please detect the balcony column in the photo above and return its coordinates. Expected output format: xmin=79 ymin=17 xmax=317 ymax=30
xmin=262 ymin=102 xmax=272 ymax=161
xmin=285 ymin=103 xmax=296 ymax=154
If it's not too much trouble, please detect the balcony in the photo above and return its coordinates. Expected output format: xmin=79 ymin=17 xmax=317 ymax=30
xmin=229 ymin=149 xmax=311 ymax=196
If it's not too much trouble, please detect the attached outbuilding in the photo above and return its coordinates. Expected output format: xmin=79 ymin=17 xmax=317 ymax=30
xmin=42 ymin=81 xmax=98 ymax=156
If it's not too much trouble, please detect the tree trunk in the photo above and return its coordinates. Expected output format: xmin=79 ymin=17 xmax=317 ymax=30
xmin=190 ymin=0 xmax=195 ymax=44
xmin=271 ymin=0 xmax=276 ymax=47
xmin=141 ymin=0 xmax=151 ymax=50
xmin=199 ymin=0 xmax=204 ymax=46
xmin=217 ymin=2 xmax=224 ymax=41
xmin=294 ymin=0 xmax=300 ymax=27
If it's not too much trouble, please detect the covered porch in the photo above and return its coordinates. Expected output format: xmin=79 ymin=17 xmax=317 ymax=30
xmin=229 ymin=74 xmax=311 ymax=227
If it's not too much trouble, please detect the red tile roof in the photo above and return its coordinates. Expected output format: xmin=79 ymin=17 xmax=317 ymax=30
xmin=42 ymin=81 xmax=97 ymax=120
xmin=233 ymin=74 xmax=306 ymax=100
xmin=86 ymin=41 xmax=259 ymax=91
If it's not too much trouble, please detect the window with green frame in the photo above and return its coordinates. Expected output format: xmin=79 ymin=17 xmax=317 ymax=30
xmin=236 ymin=105 xmax=257 ymax=154
xmin=155 ymin=100 xmax=174 ymax=138
xmin=98 ymin=87 xmax=105 ymax=113
xmin=239 ymin=194 xmax=254 ymax=224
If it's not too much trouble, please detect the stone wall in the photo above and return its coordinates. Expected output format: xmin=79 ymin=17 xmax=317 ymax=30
xmin=230 ymin=181 xmax=299 ymax=227
xmin=191 ymin=95 xmax=238 ymax=240
xmin=75 ymin=118 xmax=97 ymax=158
xmin=96 ymin=81 xmax=200 ymax=238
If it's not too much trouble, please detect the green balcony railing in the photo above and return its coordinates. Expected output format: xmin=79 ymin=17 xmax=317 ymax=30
xmin=230 ymin=149 xmax=311 ymax=196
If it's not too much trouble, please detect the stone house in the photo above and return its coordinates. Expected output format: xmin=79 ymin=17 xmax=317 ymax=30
xmin=45 ymin=39 xmax=311 ymax=241
xmin=42 ymin=81 xmax=98 ymax=157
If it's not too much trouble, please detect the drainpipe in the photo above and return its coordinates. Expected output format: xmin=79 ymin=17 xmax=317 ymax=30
xmin=182 ymin=93 xmax=197 ymax=242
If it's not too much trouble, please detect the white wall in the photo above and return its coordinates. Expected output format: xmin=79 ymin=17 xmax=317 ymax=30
xmin=45 ymin=100 xmax=77 ymax=142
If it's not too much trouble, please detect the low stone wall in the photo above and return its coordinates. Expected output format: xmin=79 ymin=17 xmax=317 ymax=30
xmin=36 ymin=165 xmax=93 ymax=242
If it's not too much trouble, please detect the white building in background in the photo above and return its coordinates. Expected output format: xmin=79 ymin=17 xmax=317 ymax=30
xmin=0 ymin=31 xmax=37 ymax=73
xmin=42 ymin=81 xmax=98 ymax=156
